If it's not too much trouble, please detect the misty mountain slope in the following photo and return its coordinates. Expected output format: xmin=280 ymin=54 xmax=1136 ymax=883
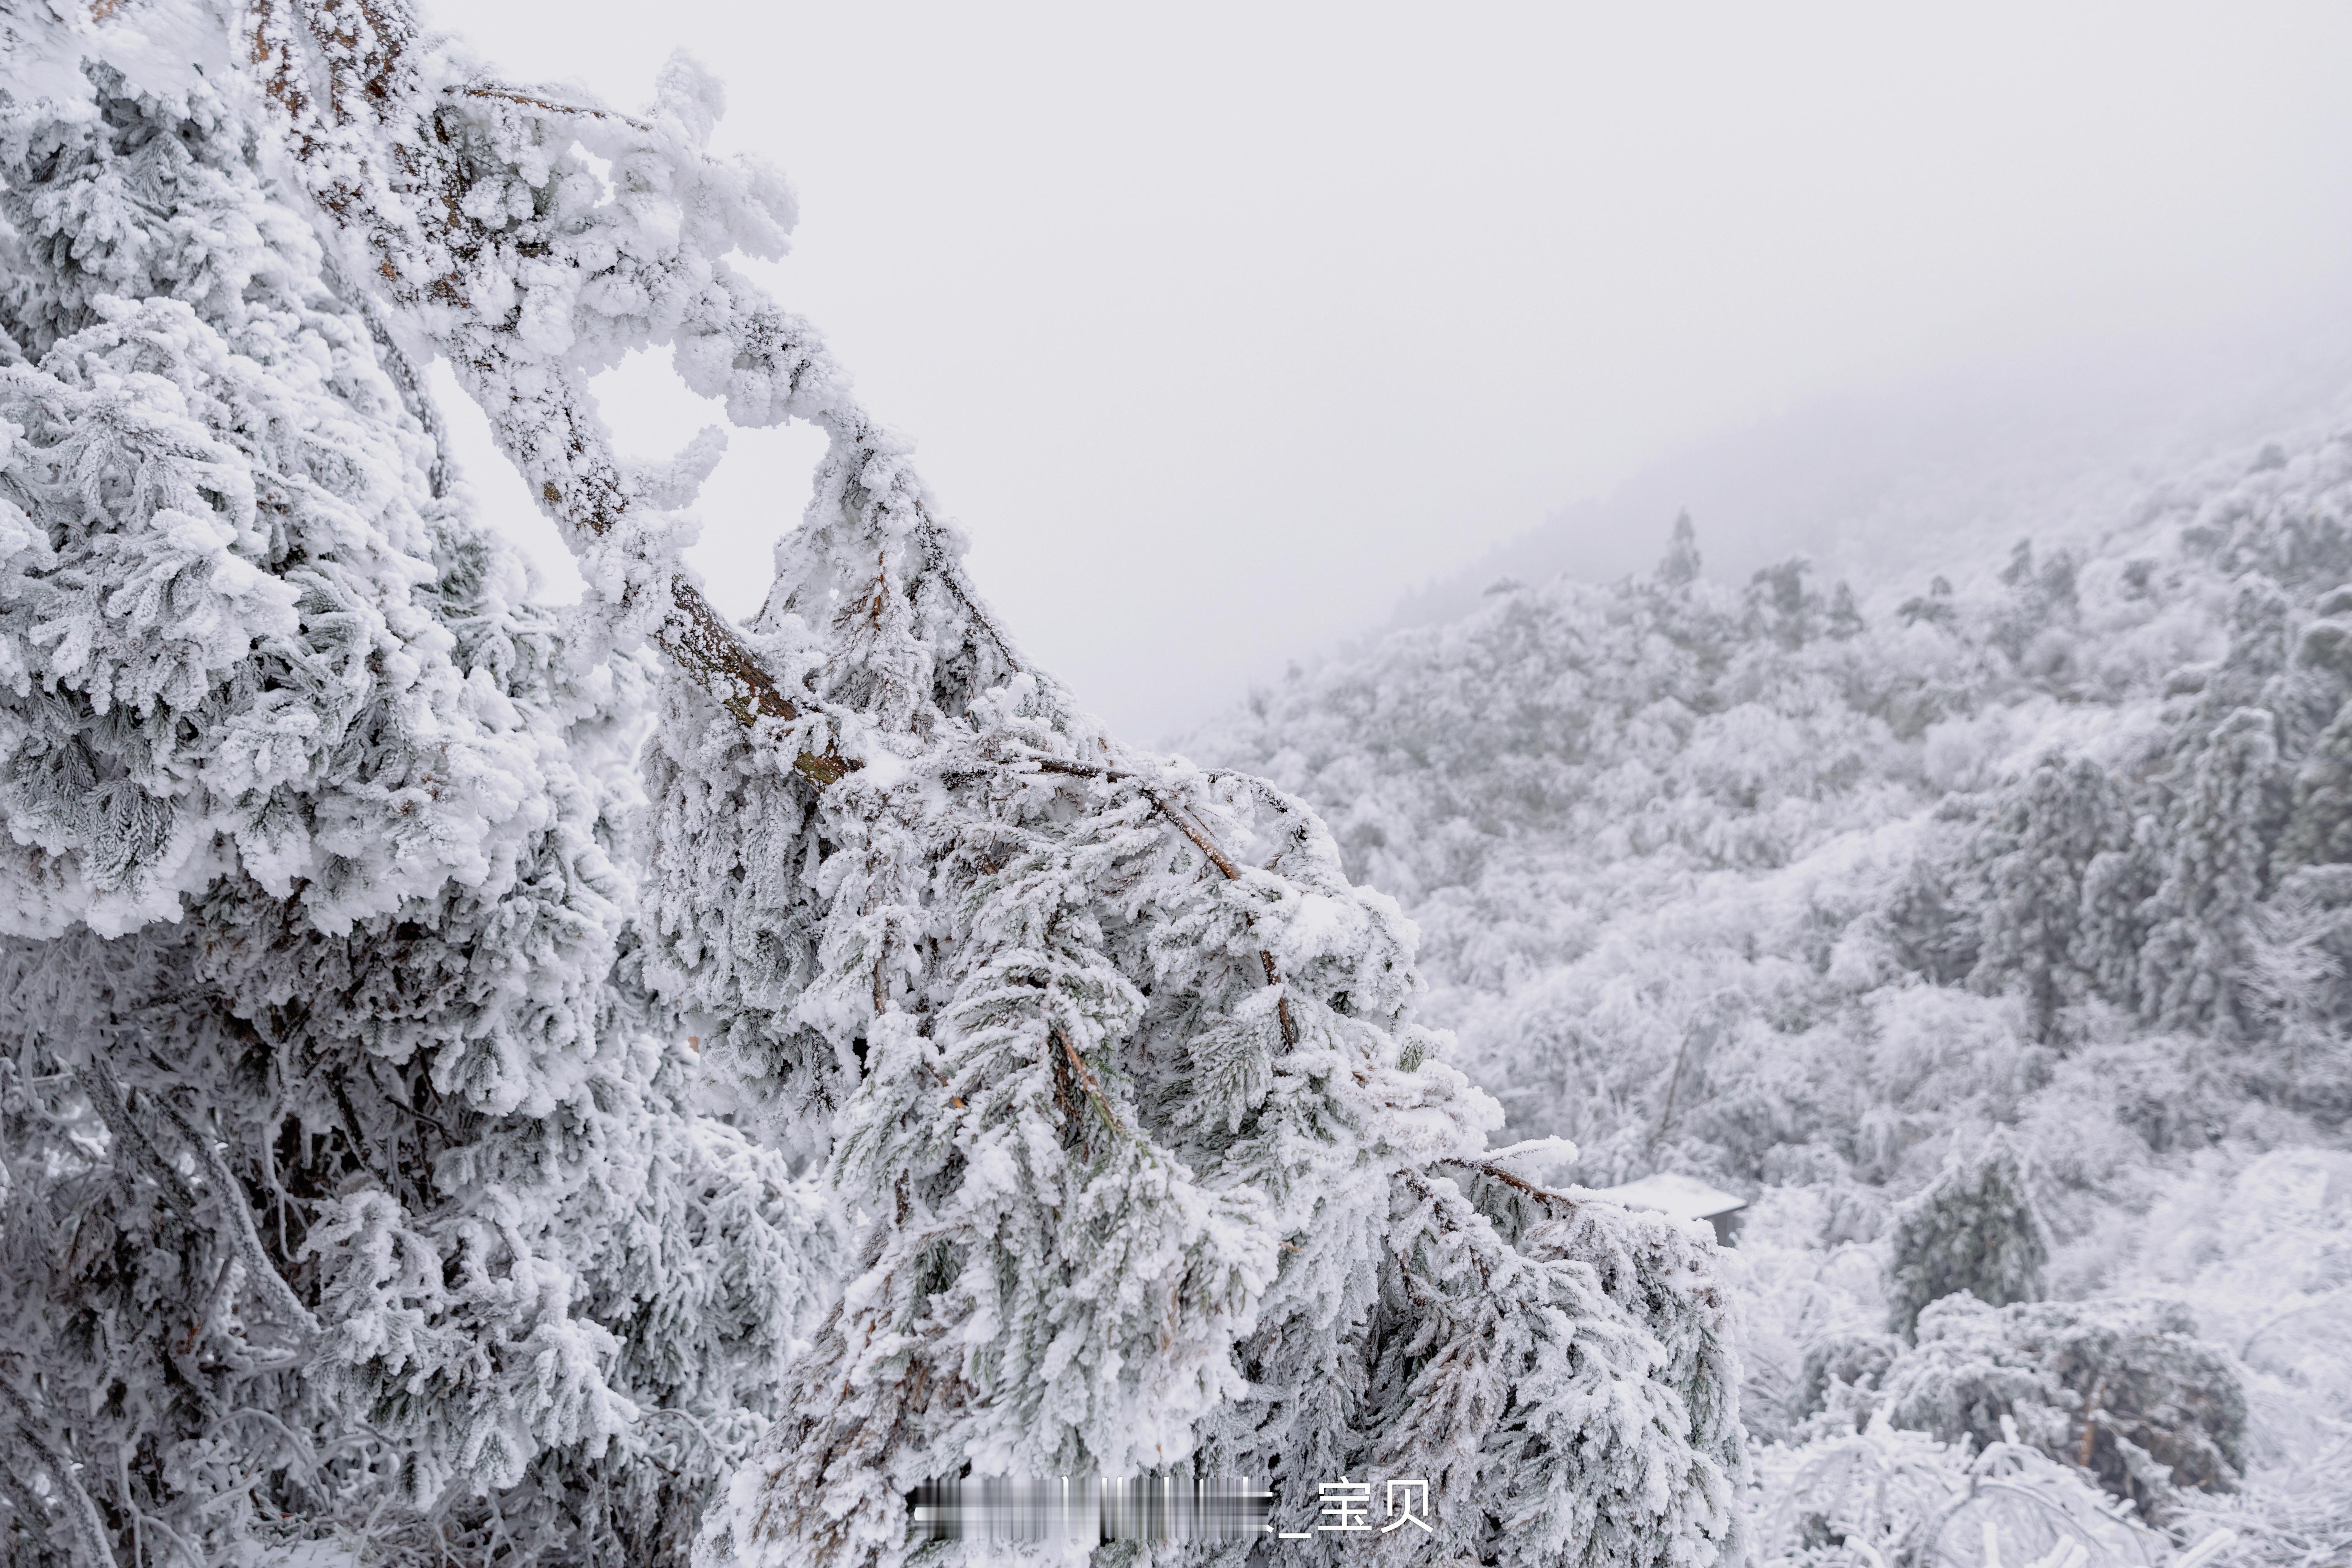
xmin=1381 ymin=325 xmax=2352 ymax=645
xmin=1186 ymin=409 xmax=2352 ymax=1554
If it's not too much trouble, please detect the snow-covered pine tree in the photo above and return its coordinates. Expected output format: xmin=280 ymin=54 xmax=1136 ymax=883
xmin=0 ymin=24 xmax=829 ymax=1567
xmin=1896 ymin=573 xmax=1956 ymax=629
xmin=1967 ymin=752 xmax=2126 ymax=1043
xmin=1990 ymin=538 xmax=2081 ymax=676
xmin=2079 ymin=808 xmax=2165 ymax=1013
xmin=2201 ymin=576 xmax=2298 ymax=716
xmin=2141 ymin=707 xmax=2286 ymax=1036
xmin=1881 ymin=818 xmax=1984 ymax=989
xmin=3 ymin=2 xmax=1751 ymax=1567
xmin=1745 ymin=557 xmax=1818 ymax=650
xmin=1882 ymin=1128 xmax=2051 ymax=1342
xmin=1825 ymin=581 xmax=1864 ymax=641
xmin=1657 ymin=509 xmax=1703 ymax=587
xmin=2275 ymin=690 xmax=2352 ymax=875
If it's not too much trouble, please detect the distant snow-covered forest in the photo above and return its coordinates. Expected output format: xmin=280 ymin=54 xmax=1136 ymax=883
xmin=1190 ymin=421 xmax=2352 ymax=1563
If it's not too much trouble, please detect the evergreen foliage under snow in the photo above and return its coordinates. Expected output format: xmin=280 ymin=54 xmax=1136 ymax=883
xmin=0 ymin=4 xmax=1747 ymax=1566
xmin=1882 ymin=1128 xmax=2052 ymax=1341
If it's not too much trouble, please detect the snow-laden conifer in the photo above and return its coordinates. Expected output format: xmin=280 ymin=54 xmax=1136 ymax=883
xmin=0 ymin=34 xmax=829 ymax=1566
xmin=2142 ymin=707 xmax=2284 ymax=1036
xmin=2 ymin=3 xmax=1752 ymax=1565
xmin=1657 ymin=509 xmax=1703 ymax=587
xmin=2275 ymin=691 xmax=2352 ymax=874
xmin=1967 ymin=753 xmax=2127 ymax=1043
xmin=1883 ymin=1128 xmax=2051 ymax=1342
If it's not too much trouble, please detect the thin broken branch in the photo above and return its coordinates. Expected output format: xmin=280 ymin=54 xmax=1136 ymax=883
xmin=452 ymin=84 xmax=650 ymax=128
xmin=73 ymin=1057 xmax=199 ymax=1224
xmin=150 ymin=1097 xmax=322 ymax=1342
xmin=1052 ymin=1027 xmax=1125 ymax=1138
xmin=0 ymin=1381 xmax=119 ymax=1568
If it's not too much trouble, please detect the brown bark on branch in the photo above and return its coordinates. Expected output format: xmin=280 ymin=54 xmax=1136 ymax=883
xmin=1433 ymin=1155 xmax=1585 ymax=1212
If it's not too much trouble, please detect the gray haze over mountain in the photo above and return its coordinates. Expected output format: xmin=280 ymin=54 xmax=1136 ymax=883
xmin=1381 ymin=309 xmax=2352 ymax=646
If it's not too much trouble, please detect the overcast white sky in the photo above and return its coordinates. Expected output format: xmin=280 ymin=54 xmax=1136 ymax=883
xmin=418 ymin=0 xmax=2352 ymax=741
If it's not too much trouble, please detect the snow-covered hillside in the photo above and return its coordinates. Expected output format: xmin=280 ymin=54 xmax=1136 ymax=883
xmin=1190 ymin=420 xmax=2352 ymax=1561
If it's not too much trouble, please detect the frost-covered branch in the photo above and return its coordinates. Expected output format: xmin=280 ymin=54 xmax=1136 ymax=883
xmin=238 ymin=0 xmax=1041 ymax=789
xmin=1024 ymin=749 xmax=1303 ymax=1046
xmin=148 ymin=1094 xmax=322 ymax=1342
xmin=0 ymin=1381 xmax=120 ymax=1568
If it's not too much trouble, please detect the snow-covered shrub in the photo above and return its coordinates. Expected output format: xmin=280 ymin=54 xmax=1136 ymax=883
xmin=1794 ymin=1331 xmax=1906 ymax=1433
xmin=2170 ymin=1433 xmax=2352 ymax=1568
xmin=1885 ymin=1128 xmax=2053 ymax=1340
xmin=1878 ymin=1295 xmax=2247 ymax=1514
xmin=1749 ymin=1418 xmax=2162 ymax=1568
xmin=1751 ymin=1419 xmax=1969 ymax=1568
xmin=1722 ymin=1181 xmax=1890 ymax=1443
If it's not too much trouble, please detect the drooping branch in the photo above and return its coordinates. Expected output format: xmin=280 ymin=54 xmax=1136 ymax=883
xmin=1024 ymin=754 xmax=1302 ymax=1048
xmin=1433 ymin=1155 xmax=1584 ymax=1212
